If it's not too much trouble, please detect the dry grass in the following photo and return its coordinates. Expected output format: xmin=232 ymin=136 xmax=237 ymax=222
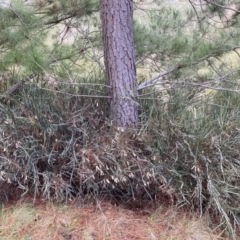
xmin=0 ymin=200 xmax=225 ymax=240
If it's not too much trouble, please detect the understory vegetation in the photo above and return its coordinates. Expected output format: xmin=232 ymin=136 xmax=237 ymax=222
xmin=0 ymin=78 xmax=240 ymax=238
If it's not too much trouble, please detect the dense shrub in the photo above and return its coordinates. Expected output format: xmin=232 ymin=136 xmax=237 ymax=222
xmin=0 ymin=80 xmax=240 ymax=237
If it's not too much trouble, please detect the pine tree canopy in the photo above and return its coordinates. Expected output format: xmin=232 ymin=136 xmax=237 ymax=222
xmin=0 ymin=0 xmax=239 ymax=94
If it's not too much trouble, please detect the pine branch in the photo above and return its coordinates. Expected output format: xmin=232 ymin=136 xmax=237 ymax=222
xmin=44 ymin=15 xmax=77 ymax=25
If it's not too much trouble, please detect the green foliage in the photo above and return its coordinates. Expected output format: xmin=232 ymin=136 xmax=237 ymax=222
xmin=0 ymin=1 xmax=49 ymax=74
xmin=134 ymin=7 xmax=190 ymax=59
xmin=41 ymin=0 xmax=99 ymax=21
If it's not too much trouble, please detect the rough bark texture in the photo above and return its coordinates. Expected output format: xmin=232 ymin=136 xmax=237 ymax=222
xmin=100 ymin=0 xmax=138 ymax=127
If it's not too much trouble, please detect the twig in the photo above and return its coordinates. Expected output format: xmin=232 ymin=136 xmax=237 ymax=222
xmin=36 ymin=86 xmax=111 ymax=98
xmin=138 ymin=67 xmax=179 ymax=90
xmin=1 ymin=73 xmax=38 ymax=98
xmin=78 ymin=23 xmax=105 ymax=73
xmin=203 ymin=0 xmax=240 ymax=14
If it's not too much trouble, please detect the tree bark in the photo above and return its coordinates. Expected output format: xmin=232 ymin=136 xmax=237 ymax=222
xmin=100 ymin=0 xmax=138 ymax=128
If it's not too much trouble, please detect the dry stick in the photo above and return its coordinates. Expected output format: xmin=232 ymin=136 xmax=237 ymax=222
xmin=34 ymin=86 xmax=111 ymax=98
xmin=138 ymin=67 xmax=179 ymax=90
xmin=136 ymin=55 xmax=149 ymax=66
xmin=1 ymin=73 xmax=38 ymax=98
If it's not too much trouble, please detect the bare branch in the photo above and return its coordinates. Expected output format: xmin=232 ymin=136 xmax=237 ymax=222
xmin=41 ymin=74 xmax=111 ymax=88
xmin=39 ymin=87 xmax=110 ymax=98
xmin=138 ymin=67 xmax=179 ymax=90
xmin=136 ymin=55 xmax=148 ymax=66
xmin=186 ymin=81 xmax=240 ymax=93
xmin=1 ymin=73 xmax=38 ymax=98
xmin=143 ymin=79 xmax=240 ymax=97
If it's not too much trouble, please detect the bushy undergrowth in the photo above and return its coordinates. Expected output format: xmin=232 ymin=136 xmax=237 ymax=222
xmin=0 ymin=80 xmax=240 ymax=238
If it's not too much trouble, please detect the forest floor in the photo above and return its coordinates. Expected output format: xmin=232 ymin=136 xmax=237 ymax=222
xmin=0 ymin=197 xmax=228 ymax=240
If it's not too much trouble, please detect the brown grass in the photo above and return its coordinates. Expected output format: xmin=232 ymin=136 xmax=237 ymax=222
xmin=0 ymin=199 xmax=226 ymax=240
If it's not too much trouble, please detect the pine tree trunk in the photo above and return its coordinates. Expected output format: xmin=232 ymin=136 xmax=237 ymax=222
xmin=100 ymin=0 xmax=138 ymax=128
